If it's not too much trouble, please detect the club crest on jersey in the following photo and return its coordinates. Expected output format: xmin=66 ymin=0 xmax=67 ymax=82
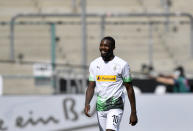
xmin=96 ymin=75 xmax=116 ymax=82
xmin=113 ymin=64 xmax=120 ymax=72
xmin=113 ymin=66 xmax=116 ymax=71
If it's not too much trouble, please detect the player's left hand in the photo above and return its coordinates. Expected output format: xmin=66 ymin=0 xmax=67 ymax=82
xmin=129 ymin=112 xmax=138 ymax=126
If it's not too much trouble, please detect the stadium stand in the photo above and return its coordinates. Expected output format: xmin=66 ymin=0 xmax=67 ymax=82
xmin=0 ymin=0 xmax=193 ymax=94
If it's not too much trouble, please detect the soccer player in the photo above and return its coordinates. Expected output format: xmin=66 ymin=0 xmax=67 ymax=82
xmin=84 ymin=36 xmax=138 ymax=131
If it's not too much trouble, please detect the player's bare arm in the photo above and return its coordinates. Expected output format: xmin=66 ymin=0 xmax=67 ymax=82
xmin=124 ymin=82 xmax=138 ymax=126
xmin=84 ymin=81 xmax=95 ymax=117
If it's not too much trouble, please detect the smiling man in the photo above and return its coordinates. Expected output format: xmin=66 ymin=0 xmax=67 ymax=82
xmin=84 ymin=36 xmax=138 ymax=131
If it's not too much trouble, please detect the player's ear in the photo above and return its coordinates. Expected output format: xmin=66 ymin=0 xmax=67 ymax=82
xmin=111 ymin=45 xmax=115 ymax=50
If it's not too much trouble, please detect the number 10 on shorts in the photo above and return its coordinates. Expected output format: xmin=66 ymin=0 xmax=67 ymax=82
xmin=112 ymin=115 xmax=119 ymax=125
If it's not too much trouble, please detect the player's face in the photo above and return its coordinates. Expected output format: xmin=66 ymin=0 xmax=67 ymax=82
xmin=99 ymin=39 xmax=114 ymax=59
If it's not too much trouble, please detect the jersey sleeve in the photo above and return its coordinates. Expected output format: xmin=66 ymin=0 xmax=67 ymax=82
xmin=122 ymin=63 xmax=132 ymax=83
xmin=89 ymin=63 xmax=95 ymax=81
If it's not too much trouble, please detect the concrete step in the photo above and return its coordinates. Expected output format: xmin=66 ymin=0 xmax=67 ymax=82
xmin=3 ymin=78 xmax=54 ymax=95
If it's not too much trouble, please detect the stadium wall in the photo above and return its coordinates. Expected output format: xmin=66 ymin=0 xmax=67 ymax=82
xmin=0 ymin=94 xmax=193 ymax=131
xmin=59 ymin=78 xmax=193 ymax=93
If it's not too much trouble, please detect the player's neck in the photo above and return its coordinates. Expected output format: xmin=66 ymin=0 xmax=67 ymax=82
xmin=102 ymin=54 xmax=115 ymax=62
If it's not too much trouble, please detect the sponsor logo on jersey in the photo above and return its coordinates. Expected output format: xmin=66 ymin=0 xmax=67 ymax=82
xmin=96 ymin=75 xmax=116 ymax=82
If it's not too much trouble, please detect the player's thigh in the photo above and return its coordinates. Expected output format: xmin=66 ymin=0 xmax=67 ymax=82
xmin=106 ymin=129 xmax=115 ymax=131
xmin=97 ymin=111 xmax=107 ymax=131
xmin=106 ymin=109 xmax=123 ymax=131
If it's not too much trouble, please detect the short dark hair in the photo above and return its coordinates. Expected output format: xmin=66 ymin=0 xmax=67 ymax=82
xmin=101 ymin=36 xmax=115 ymax=49
xmin=175 ymin=66 xmax=185 ymax=77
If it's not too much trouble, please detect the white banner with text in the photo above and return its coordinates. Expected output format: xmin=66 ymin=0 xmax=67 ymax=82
xmin=0 ymin=94 xmax=193 ymax=131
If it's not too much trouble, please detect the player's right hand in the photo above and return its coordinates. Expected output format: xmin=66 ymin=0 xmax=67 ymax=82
xmin=84 ymin=104 xmax=91 ymax=117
